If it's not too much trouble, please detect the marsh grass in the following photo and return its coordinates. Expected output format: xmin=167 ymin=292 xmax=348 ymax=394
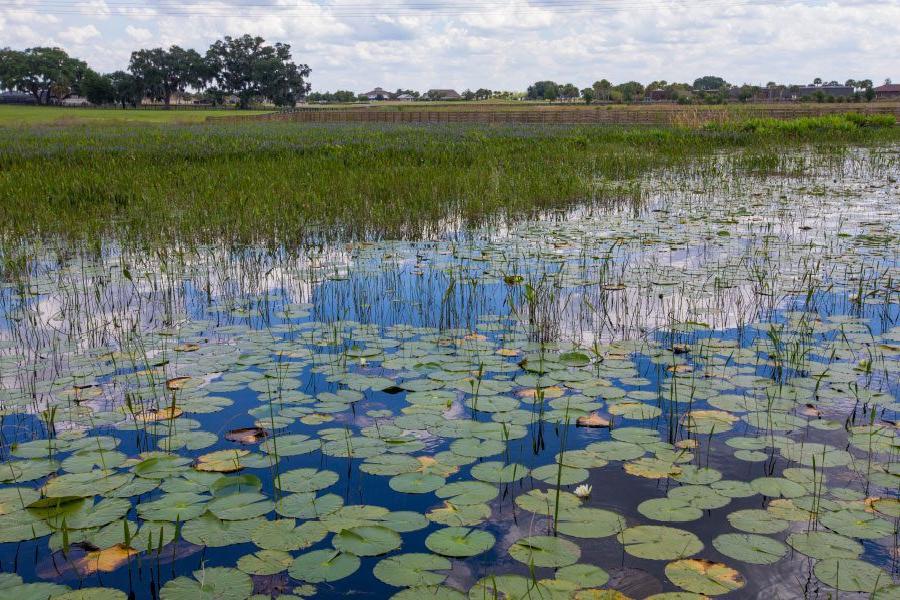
xmin=0 ymin=117 xmax=896 ymax=249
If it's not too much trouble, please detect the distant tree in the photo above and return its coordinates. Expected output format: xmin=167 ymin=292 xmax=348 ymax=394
xmin=198 ymin=86 xmax=228 ymax=106
xmin=864 ymin=86 xmax=876 ymax=102
xmin=812 ymin=77 xmax=823 ymax=86
xmin=858 ymin=79 xmax=873 ymax=89
xmin=108 ymin=71 xmax=143 ymax=108
xmin=592 ymin=79 xmax=611 ymax=102
xmin=206 ymin=34 xmax=311 ymax=109
xmin=886 ymin=78 xmax=893 ymax=85
xmin=333 ymin=90 xmax=356 ymax=102
xmin=845 ymin=79 xmax=857 ymax=88
xmin=394 ymin=88 xmax=420 ymax=99
xmin=129 ymin=46 xmax=208 ymax=106
xmin=474 ymin=88 xmax=492 ymax=100
xmin=559 ymin=83 xmax=579 ymax=100
xmin=692 ymin=75 xmax=729 ymax=91
xmin=80 ymin=70 xmax=115 ymax=105
xmin=614 ymin=81 xmax=645 ymax=102
xmin=580 ymin=87 xmax=594 ymax=104
xmin=526 ymin=80 xmax=559 ymax=100
xmin=0 ymin=47 xmax=88 ymax=104
xmin=462 ymin=89 xmax=476 ymax=101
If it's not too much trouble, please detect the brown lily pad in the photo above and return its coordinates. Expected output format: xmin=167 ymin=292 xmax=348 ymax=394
xmin=226 ymin=427 xmax=269 ymax=445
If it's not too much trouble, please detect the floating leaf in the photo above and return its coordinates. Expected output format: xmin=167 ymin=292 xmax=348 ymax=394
xmin=332 ymin=525 xmax=401 ymax=556
xmin=425 ymin=526 xmax=495 ymax=557
xmin=786 ymin=531 xmax=862 ymax=560
xmin=814 ymin=559 xmax=893 ymax=592
xmin=160 ymin=567 xmax=252 ymax=600
xmin=508 ymin=535 xmax=581 ymax=567
xmin=665 ymin=559 xmax=745 ymax=595
xmin=618 ymin=526 xmax=703 ymax=560
xmin=288 ymin=549 xmax=360 ymax=583
xmin=236 ymin=549 xmax=292 ymax=575
xmin=712 ymin=533 xmax=787 ymax=564
xmin=373 ymin=553 xmax=450 ymax=587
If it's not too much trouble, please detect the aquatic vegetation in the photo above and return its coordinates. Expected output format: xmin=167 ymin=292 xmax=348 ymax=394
xmin=0 ymin=129 xmax=897 ymax=598
xmin=0 ymin=118 xmax=897 ymax=245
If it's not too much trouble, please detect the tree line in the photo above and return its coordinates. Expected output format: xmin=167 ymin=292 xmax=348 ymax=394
xmin=527 ymin=76 xmax=883 ymax=104
xmin=0 ymin=34 xmax=311 ymax=109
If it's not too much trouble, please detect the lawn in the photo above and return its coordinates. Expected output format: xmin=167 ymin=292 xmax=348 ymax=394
xmin=0 ymin=105 xmax=273 ymax=126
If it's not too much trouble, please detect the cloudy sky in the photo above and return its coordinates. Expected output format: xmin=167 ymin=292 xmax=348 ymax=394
xmin=1 ymin=0 xmax=898 ymax=92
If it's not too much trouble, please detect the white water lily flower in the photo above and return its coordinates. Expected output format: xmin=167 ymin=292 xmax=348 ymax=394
xmin=574 ymin=484 xmax=592 ymax=499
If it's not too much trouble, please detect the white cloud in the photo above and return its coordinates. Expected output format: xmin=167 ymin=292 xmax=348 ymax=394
xmin=125 ymin=25 xmax=153 ymax=42
xmin=2 ymin=0 xmax=898 ymax=92
xmin=58 ymin=24 xmax=101 ymax=45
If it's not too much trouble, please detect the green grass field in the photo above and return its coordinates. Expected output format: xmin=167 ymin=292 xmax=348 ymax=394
xmin=0 ymin=105 xmax=272 ymax=126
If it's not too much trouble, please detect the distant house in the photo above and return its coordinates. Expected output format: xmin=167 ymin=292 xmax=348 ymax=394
xmin=796 ymin=85 xmax=854 ymax=99
xmin=427 ymin=89 xmax=462 ymax=100
xmin=873 ymin=83 xmax=900 ymax=100
xmin=0 ymin=90 xmax=35 ymax=105
xmin=645 ymin=89 xmax=671 ymax=102
xmin=60 ymin=95 xmax=91 ymax=107
xmin=363 ymin=87 xmax=394 ymax=101
xmin=395 ymin=93 xmax=416 ymax=101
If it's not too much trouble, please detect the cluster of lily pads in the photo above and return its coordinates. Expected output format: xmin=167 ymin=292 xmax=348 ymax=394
xmin=0 ymin=148 xmax=898 ymax=598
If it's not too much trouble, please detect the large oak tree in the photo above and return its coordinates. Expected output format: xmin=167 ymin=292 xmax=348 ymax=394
xmin=0 ymin=47 xmax=88 ymax=104
xmin=128 ymin=45 xmax=208 ymax=106
xmin=205 ymin=35 xmax=311 ymax=109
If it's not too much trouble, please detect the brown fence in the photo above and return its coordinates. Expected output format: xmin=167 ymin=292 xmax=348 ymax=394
xmin=210 ymin=104 xmax=900 ymax=126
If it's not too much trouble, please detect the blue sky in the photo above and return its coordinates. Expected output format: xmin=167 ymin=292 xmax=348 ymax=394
xmin=1 ymin=0 xmax=898 ymax=92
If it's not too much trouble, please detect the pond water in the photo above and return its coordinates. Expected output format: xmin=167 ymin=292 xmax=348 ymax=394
xmin=0 ymin=147 xmax=898 ymax=600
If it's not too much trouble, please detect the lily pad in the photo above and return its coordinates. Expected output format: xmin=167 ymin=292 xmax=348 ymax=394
xmin=288 ymin=549 xmax=360 ymax=583
xmin=373 ymin=553 xmax=451 ymax=587
xmin=665 ymin=559 xmax=745 ymax=595
xmin=425 ymin=526 xmax=495 ymax=557
xmin=618 ymin=526 xmax=703 ymax=560
xmin=508 ymin=535 xmax=581 ymax=567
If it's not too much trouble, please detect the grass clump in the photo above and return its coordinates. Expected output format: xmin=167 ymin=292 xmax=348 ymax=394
xmin=707 ymin=113 xmax=896 ymax=136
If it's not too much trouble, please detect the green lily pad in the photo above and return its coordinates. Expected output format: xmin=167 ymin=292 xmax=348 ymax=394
xmin=276 ymin=468 xmax=339 ymax=493
xmin=389 ymin=472 xmax=445 ymax=494
xmin=470 ymin=461 xmax=529 ymax=483
xmin=786 ymin=531 xmax=862 ymax=559
xmin=332 ymin=525 xmax=402 ymax=556
xmin=618 ymin=526 xmax=703 ymax=560
xmin=638 ymin=498 xmax=703 ymax=522
xmin=288 ymin=549 xmax=360 ymax=583
xmin=373 ymin=553 xmax=451 ymax=587
xmin=435 ymin=481 xmax=498 ymax=505
xmin=726 ymin=509 xmax=788 ymax=534
xmin=425 ymin=526 xmax=495 ymax=557
xmin=160 ymin=567 xmax=252 ymax=600
xmin=556 ymin=563 xmax=610 ymax=588
xmin=236 ymin=549 xmax=293 ymax=575
xmin=508 ymin=535 xmax=580 ymax=567
xmin=819 ymin=509 xmax=894 ymax=539
xmin=556 ymin=507 xmax=626 ymax=538
xmin=181 ymin=512 xmax=264 ymax=547
xmin=712 ymin=533 xmax=787 ymax=564
xmin=814 ymin=558 xmax=893 ymax=592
